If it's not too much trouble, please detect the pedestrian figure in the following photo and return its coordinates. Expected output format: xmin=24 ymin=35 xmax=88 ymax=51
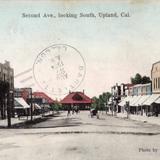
xmin=96 ymin=111 xmax=100 ymax=119
xmin=67 ymin=110 xmax=71 ymax=116
xmin=72 ymin=108 xmax=75 ymax=115
xmin=75 ymin=106 xmax=79 ymax=114
xmin=67 ymin=106 xmax=71 ymax=116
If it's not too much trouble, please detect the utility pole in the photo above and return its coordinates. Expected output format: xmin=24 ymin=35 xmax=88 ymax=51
xmin=126 ymin=101 xmax=130 ymax=119
xmin=30 ymin=88 xmax=33 ymax=121
xmin=7 ymin=87 xmax=12 ymax=128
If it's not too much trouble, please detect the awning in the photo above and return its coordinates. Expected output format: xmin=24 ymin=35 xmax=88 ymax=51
xmin=14 ymin=98 xmax=30 ymax=109
xmin=153 ymin=97 xmax=160 ymax=104
xmin=118 ymin=96 xmax=132 ymax=106
xmin=130 ymin=95 xmax=143 ymax=106
xmin=143 ymin=94 xmax=160 ymax=106
xmin=133 ymin=95 xmax=151 ymax=106
xmin=34 ymin=103 xmax=41 ymax=109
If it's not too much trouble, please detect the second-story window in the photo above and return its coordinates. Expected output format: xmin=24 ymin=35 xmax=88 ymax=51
xmin=156 ymin=78 xmax=158 ymax=89
xmin=154 ymin=78 xmax=156 ymax=90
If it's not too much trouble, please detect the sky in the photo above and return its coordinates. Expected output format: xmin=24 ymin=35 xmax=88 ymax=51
xmin=1 ymin=0 xmax=160 ymax=100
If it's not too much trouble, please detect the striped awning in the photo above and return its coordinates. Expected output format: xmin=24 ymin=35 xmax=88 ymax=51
xmin=34 ymin=103 xmax=41 ymax=109
xmin=118 ymin=96 xmax=132 ymax=106
xmin=153 ymin=97 xmax=160 ymax=104
xmin=130 ymin=96 xmax=143 ymax=106
xmin=133 ymin=95 xmax=151 ymax=106
xmin=14 ymin=98 xmax=30 ymax=109
xmin=143 ymin=94 xmax=160 ymax=106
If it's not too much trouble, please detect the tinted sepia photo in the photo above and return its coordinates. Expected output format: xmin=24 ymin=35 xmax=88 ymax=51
xmin=0 ymin=0 xmax=160 ymax=160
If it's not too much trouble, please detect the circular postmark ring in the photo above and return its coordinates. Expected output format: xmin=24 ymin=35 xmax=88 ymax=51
xmin=33 ymin=44 xmax=86 ymax=95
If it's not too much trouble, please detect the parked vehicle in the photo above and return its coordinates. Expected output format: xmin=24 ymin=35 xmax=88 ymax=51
xmin=90 ymin=108 xmax=98 ymax=118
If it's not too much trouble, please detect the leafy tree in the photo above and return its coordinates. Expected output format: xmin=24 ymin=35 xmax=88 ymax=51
xmin=131 ymin=73 xmax=142 ymax=84
xmin=91 ymin=92 xmax=111 ymax=111
xmin=91 ymin=96 xmax=99 ymax=109
xmin=102 ymin=92 xmax=112 ymax=103
xmin=99 ymin=95 xmax=104 ymax=110
xmin=141 ymin=76 xmax=151 ymax=84
xmin=50 ymin=103 xmax=62 ymax=112
xmin=131 ymin=73 xmax=151 ymax=84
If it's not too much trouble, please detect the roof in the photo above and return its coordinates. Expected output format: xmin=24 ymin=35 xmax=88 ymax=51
xmin=60 ymin=92 xmax=92 ymax=104
xmin=124 ymin=83 xmax=134 ymax=88
xmin=14 ymin=98 xmax=30 ymax=109
xmin=33 ymin=92 xmax=55 ymax=104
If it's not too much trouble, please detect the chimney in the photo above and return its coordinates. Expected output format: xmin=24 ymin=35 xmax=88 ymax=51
xmin=83 ymin=89 xmax=85 ymax=94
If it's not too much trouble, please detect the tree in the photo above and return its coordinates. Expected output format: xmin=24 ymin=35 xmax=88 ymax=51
xmin=131 ymin=73 xmax=151 ymax=84
xmin=91 ymin=92 xmax=111 ymax=111
xmin=131 ymin=73 xmax=142 ymax=84
xmin=99 ymin=95 xmax=104 ymax=111
xmin=50 ymin=102 xmax=62 ymax=115
xmin=91 ymin=96 xmax=99 ymax=109
xmin=141 ymin=76 xmax=151 ymax=84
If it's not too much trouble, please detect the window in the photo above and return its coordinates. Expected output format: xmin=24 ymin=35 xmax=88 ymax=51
xmin=154 ymin=78 xmax=156 ymax=89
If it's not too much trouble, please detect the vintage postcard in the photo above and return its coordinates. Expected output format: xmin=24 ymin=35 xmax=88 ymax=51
xmin=0 ymin=0 xmax=160 ymax=160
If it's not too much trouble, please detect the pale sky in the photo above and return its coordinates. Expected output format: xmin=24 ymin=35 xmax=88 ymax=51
xmin=0 ymin=0 xmax=160 ymax=100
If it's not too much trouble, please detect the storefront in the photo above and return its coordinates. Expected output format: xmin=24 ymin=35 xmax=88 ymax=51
xmin=14 ymin=97 xmax=30 ymax=117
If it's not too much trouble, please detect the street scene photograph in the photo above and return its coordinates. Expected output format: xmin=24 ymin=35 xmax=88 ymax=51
xmin=0 ymin=0 xmax=160 ymax=160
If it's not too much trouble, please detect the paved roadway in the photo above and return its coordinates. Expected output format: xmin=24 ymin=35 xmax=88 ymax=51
xmin=0 ymin=111 xmax=160 ymax=160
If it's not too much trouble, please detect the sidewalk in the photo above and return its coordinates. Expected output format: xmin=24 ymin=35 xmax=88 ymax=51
xmin=107 ymin=112 xmax=160 ymax=126
xmin=0 ymin=111 xmax=55 ymax=128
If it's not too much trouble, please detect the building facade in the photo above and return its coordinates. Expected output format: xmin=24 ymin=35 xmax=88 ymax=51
xmin=151 ymin=61 xmax=160 ymax=94
xmin=32 ymin=92 xmax=55 ymax=105
xmin=120 ymin=83 xmax=134 ymax=97
xmin=0 ymin=61 xmax=14 ymax=119
xmin=111 ymin=83 xmax=121 ymax=113
xmin=128 ymin=83 xmax=152 ymax=96
xmin=60 ymin=91 xmax=92 ymax=110
xmin=14 ymin=88 xmax=32 ymax=100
